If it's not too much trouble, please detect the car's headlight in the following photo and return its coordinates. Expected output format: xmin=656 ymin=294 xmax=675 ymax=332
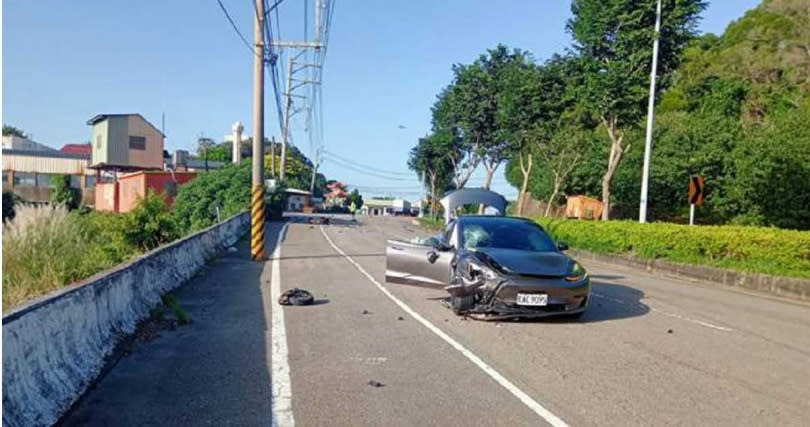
xmin=467 ymin=260 xmax=499 ymax=280
xmin=565 ymin=261 xmax=587 ymax=282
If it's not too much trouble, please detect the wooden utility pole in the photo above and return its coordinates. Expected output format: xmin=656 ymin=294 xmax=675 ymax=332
xmin=250 ymin=0 xmax=266 ymax=261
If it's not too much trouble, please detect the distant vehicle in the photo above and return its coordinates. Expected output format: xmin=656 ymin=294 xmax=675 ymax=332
xmin=385 ymin=215 xmax=590 ymax=320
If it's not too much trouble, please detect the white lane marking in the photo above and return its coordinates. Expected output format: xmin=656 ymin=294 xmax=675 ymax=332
xmin=319 ymin=226 xmax=568 ymax=427
xmin=591 ymin=292 xmax=733 ymax=332
xmin=271 ymin=223 xmax=295 ymax=427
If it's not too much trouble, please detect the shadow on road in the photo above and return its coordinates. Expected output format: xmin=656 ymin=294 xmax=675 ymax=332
xmin=590 ymin=274 xmax=625 ymax=280
xmin=493 ymin=282 xmax=649 ymax=325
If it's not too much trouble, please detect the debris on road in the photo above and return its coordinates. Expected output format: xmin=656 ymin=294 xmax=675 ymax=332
xmin=278 ymin=288 xmax=315 ymax=306
xmin=362 ymin=309 xmax=372 ymax=315
xmin=668 ymin=329 xmax=674 ymax=334
xmin=367 ymin=380 xmax=385 ymax=388
xmin=397 ymin=316 xmax=404 ymax=321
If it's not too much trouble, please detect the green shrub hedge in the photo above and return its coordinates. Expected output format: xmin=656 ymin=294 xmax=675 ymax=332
xmin=536 ymin=218 xmax=810 ymax=279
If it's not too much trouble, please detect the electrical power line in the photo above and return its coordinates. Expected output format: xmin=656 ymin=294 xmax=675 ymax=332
xmin=216 ymin=0 xmax=255 ymax=55
xmin=322 ymin=149 xmax=414 ymax=176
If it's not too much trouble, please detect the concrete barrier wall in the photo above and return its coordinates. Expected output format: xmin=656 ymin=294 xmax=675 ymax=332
xmin=2 ymin=212 xmax=250 ymax=427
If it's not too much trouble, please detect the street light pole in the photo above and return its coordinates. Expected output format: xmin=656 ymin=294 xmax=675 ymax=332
xmin=639 ymin=0 xmax=662 ymax=223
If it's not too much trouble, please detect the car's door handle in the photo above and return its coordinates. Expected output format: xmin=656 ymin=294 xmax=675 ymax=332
xmin=390 ymin=246 xmax=404 ymax=251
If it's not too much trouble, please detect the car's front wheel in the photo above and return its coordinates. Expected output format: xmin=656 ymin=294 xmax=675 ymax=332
xmin=450 ymin=295 xmax=475 ymax=314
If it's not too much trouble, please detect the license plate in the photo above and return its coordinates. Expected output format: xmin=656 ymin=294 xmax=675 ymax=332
xmin=516 ymin=293 xmax=548 ymax=306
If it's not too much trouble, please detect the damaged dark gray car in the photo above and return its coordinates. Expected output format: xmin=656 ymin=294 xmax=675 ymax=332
xmin=385 ymin=216 xmax=590 ymax=320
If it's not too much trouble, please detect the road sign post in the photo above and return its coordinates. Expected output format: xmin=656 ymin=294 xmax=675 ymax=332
xmin=689 ymin=203 xmax=695 ymax=226
xmin=688 ymin=175 xmax=705 ymax=226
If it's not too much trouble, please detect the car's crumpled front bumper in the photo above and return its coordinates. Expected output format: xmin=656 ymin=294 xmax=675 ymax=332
xmin=446 ymin=274 xmax=590 ymax=320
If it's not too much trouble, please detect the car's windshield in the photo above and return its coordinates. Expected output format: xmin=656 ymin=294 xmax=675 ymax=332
xmin=460 ymin=218 xmax=557 ymax=252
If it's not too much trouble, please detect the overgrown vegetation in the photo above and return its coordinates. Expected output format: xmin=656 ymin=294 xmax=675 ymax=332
xmin=51 ymin=174 xmax=81 ymax=210
xmin=171 ymin=162 xmax=252 ymax=233
xmin=3 ymin=191 xmax=19 ymax=222
xmin=1 ymin=191 xmax=187 ymax=310
xmin=537 ymin=218 xmax=810 ymax=278
xmin=411 ymin=0 xmax=809 ymax=229
xmin=3 ymin=143 xmax=324 ymax=309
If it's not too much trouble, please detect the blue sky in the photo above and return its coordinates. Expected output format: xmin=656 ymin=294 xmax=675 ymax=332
xmin=3 ymin=0 xmax=760 ymax=199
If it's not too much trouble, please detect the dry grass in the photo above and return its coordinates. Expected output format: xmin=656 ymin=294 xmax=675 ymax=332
xmin=2 ymin=205 xmax=94 ymax=310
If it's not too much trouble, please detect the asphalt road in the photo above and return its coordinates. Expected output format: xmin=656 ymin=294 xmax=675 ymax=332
xmin=62 ymin=215 xmax=810 ymax=426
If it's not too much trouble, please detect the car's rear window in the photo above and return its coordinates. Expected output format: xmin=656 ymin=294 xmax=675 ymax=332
xmin=460 ymin=218 xmax=557 ymax=252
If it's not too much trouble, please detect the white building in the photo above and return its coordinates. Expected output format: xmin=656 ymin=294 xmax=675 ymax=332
xmin=361 ymin=198 xmax=411 ymax=216
xmin=2 ymin=135 xmax=58 ymax=152
xmin=284 ymin=188 xmax=311 ymax=212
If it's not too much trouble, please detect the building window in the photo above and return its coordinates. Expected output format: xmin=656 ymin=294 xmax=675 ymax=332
xmin=96 ymin=135 xmax=102 ymax=149
xmin=129 ymin=136 xmax=146 ymax=150
xmin=13 ymin=172 xmax=36 ymax=186
xmin=85 ymin=176 xmax=96 ymax=188
xmin=37 ymin=174 xmax=57 ymax=188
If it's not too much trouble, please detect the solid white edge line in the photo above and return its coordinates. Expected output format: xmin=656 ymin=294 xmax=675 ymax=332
xmin=319 ymin=225 xmax=569 ymax=427
xmin=271 ymin=223 xmax=295 ymax=427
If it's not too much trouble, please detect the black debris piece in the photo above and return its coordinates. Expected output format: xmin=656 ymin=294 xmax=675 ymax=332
xmin=278 ymin=288 xmax=315 ymax=306
xmin=367 ymin=380 xmax=384 ymax=388
xmin=362 ymin=309 xmax=371 ymax=315
xmin=667 ymin=329 xmax=674 ymax=334
xmin=397 ymin=316 xmax=404 ymax=321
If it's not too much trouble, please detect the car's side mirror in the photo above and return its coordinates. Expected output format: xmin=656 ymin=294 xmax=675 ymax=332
xmin=557 ymin=242 xmax=569 ymax=251
xmin=434 ymin=241 xmax=452 ymax=252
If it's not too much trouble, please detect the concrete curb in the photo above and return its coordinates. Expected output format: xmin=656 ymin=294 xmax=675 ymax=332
xmin=568 ymin=249 xmax=810 ymax=302
xmin=2 ymin=212 xmax=251 ymax=427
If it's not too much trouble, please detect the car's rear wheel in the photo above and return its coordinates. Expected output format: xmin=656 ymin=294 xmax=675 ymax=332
xmin=450 ymin=295 xmax=475 ymax=314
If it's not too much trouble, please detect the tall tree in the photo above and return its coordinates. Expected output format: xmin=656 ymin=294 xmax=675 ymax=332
xmin=567 ymin=0 xmax=705 ymax=219
xmin=499 ymin=55 xmax=581 ymax=215
xmin=408 ymin=135 xmax=453 ymax=217
xmin=431 ymin=87 xmax=479 ymax=189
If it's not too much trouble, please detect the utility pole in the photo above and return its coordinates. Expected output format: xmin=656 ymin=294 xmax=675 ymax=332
xmin=250 ymin=0 xmax=266 ymax=261
xmin=280 ymin=57 xmax=294 ymax=181
xmin=639 ymin=0 xmax=662 ymax=224
xmin=273 ymin=0 xmax=327 ymax=183
xmin=309 ymin=146 xmax=321 ymax=194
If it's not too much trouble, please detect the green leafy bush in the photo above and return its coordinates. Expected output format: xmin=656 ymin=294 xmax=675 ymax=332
xmin=3 ymin=191 xmax=19 ymax=222
xmin=172 ymin=162 xmax=251 ymax=233
xmin=537 ymin=218 xmax=810 ymax=278
xmin=51 ymin=174 xmax=81 ymax=210
xmin=121 ymin=190 xmax=179 ymax=251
